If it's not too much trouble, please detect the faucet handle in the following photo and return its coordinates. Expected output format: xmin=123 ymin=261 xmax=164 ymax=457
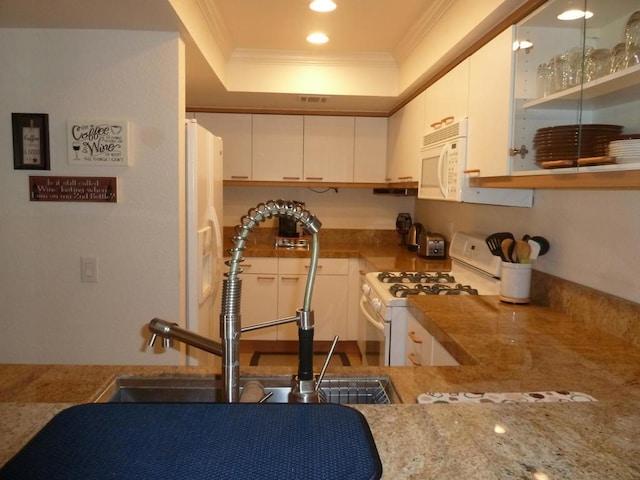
xmin=148 ymin=332 xmax=174 ymax=349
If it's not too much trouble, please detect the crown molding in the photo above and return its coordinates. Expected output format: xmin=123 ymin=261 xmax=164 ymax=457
xmin=394 ymin=0 xmax=453 ymax=62
xmin=194 ymin=0 xmax=233 ymax=59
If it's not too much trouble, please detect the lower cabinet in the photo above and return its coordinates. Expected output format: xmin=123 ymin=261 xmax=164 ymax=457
xmin=406 ymin=313 xmax=459 ymax=366
xmin=236 ymin=257 xmax=350 ymax=342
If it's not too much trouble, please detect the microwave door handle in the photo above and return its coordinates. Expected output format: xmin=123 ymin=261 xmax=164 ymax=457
xmin=437 ymin=143 xmax=449 ymax=198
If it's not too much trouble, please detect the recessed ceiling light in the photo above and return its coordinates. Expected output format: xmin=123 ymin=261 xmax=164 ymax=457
xmin=306 ymin=32 xmax=329 ymax=44
xmin=309 ymin=0 xmax=336 ymax=13
xmin=557 ymin=9 xmax=594 ymax=21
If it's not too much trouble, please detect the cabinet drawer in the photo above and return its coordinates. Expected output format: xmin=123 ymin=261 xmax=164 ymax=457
xmin=235 ymin=257 xmax=278 ymax=274
xmin=278 ymin=258 xmax=349 ymax=275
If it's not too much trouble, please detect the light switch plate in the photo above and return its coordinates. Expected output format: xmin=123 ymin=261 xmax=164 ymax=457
xmin=81 ymin=256 xmax=98 ymax=283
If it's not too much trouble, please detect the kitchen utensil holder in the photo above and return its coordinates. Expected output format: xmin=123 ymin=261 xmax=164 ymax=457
xmin=500 ymin=262 xmax=532 ymax=304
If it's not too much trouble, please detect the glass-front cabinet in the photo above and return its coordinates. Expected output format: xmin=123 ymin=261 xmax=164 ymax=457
xmin=510 ymin=0 xmax=640 ymax=176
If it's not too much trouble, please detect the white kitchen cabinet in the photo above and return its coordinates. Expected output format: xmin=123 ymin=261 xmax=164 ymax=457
xmin=276 ymin=258 xmax=349 ymax=341
xmin=467 ymin=28 xmax=515 ymax=177
xmin=386 ymin=91 xmax=425 ymax=183
xmin=303 ymin=116 xmax=355 ymax=182
xmin=423 ymin=58 xmax=469 ymax=131
xmin=195 ymin=113 xmax=252 ymax=181
xmin=252 ymin=114 xmax=303 ymax=181
xmin=354 ymin=117 xmax=387 ymax=183
xmin=510 ymin=0 xmax=640 ymax=175
xmin=236 ymin=258 xmax=279 ymax=340
xmin=405 ymin=312 xmax=459 ymax=366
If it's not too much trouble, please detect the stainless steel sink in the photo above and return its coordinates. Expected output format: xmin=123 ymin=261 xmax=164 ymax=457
xmin=96 ymin=375 xmax=399 ymax=404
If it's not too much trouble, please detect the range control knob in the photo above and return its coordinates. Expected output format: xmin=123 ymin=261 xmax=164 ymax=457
xmin=371 ymin=298 xmax=382 ymax=312
xmin=361 ymin=283 xmax=371 ymax=296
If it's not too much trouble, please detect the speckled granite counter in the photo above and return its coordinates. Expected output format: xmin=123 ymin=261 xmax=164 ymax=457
xmin=3 ymin=295 xmax=640 ymax=478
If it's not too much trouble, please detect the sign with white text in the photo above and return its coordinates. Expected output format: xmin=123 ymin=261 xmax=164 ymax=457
xmin=67 ymin=120 xmax=129 ymax=166
xmin=29 ymin=176 xmax=117 ymax=203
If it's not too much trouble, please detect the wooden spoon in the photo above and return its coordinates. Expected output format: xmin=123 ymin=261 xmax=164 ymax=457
xmin=515 ymin=240 xmax=531 ymax=263
xmin=501 ymin=238 xmax=514 ymax=263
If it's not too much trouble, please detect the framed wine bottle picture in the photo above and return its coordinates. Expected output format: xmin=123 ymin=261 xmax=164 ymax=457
xmin=12 ymin=113 xmax=50 ymax=170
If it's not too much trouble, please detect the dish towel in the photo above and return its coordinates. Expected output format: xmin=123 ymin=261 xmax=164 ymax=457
xmin=417 ymin=391 xmax=597 ymax=404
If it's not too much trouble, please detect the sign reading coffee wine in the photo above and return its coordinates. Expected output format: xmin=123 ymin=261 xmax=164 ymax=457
xmin=67 ymin=120 xmax=129 ymax=166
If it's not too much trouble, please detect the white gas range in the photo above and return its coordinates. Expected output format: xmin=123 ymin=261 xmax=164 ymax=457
xmin=359 ymin=232 xmax=502 ymax=366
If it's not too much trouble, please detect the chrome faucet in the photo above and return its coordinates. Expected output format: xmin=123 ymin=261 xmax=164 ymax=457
xmin=148 ymin=200 xmax=324 ymax=403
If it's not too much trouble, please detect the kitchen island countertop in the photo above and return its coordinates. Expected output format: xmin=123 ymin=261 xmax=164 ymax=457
xmin=2 ymin=293 xmax=640 ymax=478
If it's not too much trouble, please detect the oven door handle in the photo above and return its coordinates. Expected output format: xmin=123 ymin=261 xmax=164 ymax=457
xmin=359 ymin=296 xmax=385 ymax=333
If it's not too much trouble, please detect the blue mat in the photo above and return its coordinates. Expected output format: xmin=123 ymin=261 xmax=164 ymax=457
xmin=0 ymin=403 xmax=382 ymax=480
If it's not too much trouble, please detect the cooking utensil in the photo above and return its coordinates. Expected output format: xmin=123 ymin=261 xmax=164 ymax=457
xmin=486 ymin=232 xmax=514 ymax=261
xmin=515 ymin=240 xmax=531 ymax=263
xmin=528 ymin=239 xmax=541 ymax=260
xmin=501 ymin=238 xmax=516 ymax=263
xmin=531 ymin=236 xmax=550 ymax=256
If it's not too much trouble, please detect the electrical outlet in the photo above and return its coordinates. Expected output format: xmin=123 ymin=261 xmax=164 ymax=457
xmin=81 ymin=257 xmax=98 ymax=283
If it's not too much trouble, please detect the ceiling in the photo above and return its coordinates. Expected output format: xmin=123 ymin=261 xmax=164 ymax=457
xmin=0 ymin=0 xmax=456 ymax=115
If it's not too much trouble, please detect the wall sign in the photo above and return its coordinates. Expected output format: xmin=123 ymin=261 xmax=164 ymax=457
xmin=29 ymin=176 xmax=117 ymax=203
xmin=12 ymin=113 xmax=50 ymax=170
xmin=67 ymin=119 xmax=129 ymax=166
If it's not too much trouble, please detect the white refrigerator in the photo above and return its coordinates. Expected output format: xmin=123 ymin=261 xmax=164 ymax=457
xmin=185 ymin=119 xmax=223 ymax=366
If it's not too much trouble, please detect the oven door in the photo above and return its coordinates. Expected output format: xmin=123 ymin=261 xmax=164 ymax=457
xmin=358 ymin=296 xmax=390 ymax=366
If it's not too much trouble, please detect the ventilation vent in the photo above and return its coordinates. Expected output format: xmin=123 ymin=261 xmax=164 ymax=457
xmin=299 ymin=95 xmax=328 ymax=104
xmin=422 ymin=122 xmax=463 ymax=147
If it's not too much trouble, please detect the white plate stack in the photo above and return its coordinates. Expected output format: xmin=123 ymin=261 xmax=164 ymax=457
xmin=608 ymin=135 xmax=640 ymax=163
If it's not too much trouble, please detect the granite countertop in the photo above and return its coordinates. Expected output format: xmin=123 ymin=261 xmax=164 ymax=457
xmin=2 ymin=238 xmax=640 ymax=478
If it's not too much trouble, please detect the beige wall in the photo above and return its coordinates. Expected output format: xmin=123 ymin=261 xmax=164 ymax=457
xmin=415 ymin=189 xmax=640 ymax=304
xmin=0 ymin=28 xmax=184 ymax=365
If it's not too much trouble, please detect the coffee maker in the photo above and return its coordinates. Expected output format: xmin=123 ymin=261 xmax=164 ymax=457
xmin=278 ymin=201 xmax=305 ymax=237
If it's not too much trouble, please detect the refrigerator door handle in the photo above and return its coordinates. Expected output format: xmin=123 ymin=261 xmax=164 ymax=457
xmin=209 ymin=205 xmax=223 ymax=303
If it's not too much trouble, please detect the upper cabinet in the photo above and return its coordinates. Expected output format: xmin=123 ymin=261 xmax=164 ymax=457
xmin=303 ymin=116 xmax=355 ymax=182
xmin=386 ymin=91 xmax=425 ymax=183
xmin=510 ymin=0 xmax=640 ymax=176
xmin=354 ymin=117 xmax=388 ymax=183
xmin=194 ymin=113 xmax=252 ymax=181
xmin=253 ymin=114 xmax=304 ymax=182
xmin=424 ymin=58 xmax=469 ymax=129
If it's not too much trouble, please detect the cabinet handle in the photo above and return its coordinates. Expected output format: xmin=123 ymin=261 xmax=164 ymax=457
xmin=256 ymin=276 xmax=276 ymax=280
xmin=430 ymin=121 xmax=442 ymax=129
xmin=408 ymin=331 xmax=423 ymax=344
xmin=230 ymin=175 xmax=250 ymax=179
xmin=305 ymin=265 xmax=322 ymax=270
xmin=240 ymin=264 xmax=252 ymax=268
xmin=397 ymin=176 xmax=413 ymax=181
xmin=281 ymin=276 xmax=300 ymax=281
xmin=305 ymin=177 xmax=324 ymax=181
xmin=282 ymin=176 xmax=301 ymax=180
xmin=407 ymin=353 xmax=421 ymax=366
xmin=441 ymin=116 xmax=454 ymax=125
xmin=464 ymin=169 xmax=481 ymax=175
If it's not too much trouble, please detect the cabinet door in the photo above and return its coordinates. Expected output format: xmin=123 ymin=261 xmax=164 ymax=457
xmin=237 ymin=258 xmax=279 ymax=340
xmin=303 ymin=116 xmax=355 ymax=182
xmin=277 ymin=273 xmax=307 ymax=340
xmin=252 ymin=114 xmax=303 ymax=181
xmin=467 ymin=28 xmax=514 ymax=177
xmin=386 ymin=91 xmax=425 ymax=183
xmin=194 ymin=113 xmax=252 ymax=180
xmin=354 ymin=117 xmax=387 ymax=183
xmin=423 ymin=58 xmax=469 ymax=129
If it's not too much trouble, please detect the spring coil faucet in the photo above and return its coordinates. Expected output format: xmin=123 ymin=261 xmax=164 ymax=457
xmin=148 ymin=200 xmax=322 ymax=403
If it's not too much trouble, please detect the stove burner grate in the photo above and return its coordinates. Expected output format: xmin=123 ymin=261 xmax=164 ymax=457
xmin=389 ymin=283 xmax=479 ymax=298
xmin=377 ymin=271 xmax=455 ymax=284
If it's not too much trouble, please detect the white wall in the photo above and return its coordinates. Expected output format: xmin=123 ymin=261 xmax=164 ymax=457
xmin=223 ymin=186 xmax=414 ymax=230
xmin=0 ymin=28 xmax=184 ymax=364
xmin=415 ymin=189 xmax=640 ymax=304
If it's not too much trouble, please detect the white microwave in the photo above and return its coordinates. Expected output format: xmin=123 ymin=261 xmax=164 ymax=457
xmin=418 ymin=118 xmax=534 ymax=207
xmin=418 ymin=119 xmax=468 ymax=201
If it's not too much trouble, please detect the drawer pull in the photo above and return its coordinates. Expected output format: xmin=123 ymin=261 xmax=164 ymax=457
xmin=282 ymin=176 xmax=301 ymax=180
xmin=256 ymin=276 xmax=276 ymax=280
xmin=230 ymin=175 xmax=250 ymax=179
xmin=306 ymin=177 xmax=324 ymax=181
xmin=281 ymin=276 xmax=300 ymax=281
xmin=407 ymin=353 xmax=421 ymax=366
xmin=408 ymin=331 xmax=423 ymax=344
xmin=305 ymin=265 xmax=322 ymax=270
xmin=240 ymin=264 xmax=252 ymax=268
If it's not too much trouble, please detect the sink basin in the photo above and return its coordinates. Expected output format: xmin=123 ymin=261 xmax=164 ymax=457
xmin=96 ymin=375 xmax=399 ymax=404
